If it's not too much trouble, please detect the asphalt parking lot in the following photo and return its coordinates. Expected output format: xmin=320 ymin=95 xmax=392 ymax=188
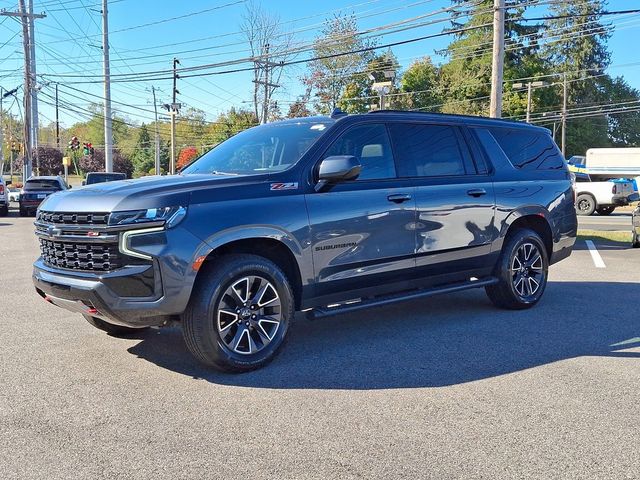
xmin=1 ymin=209 xmax=639 ymax=480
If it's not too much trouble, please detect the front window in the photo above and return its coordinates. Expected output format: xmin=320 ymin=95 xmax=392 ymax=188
xmin=182 ymin=121 xmax=333 ymax=176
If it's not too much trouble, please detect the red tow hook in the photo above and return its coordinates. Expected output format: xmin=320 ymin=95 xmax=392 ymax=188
xmin=87 ymin=308 xmax=99 ymax=315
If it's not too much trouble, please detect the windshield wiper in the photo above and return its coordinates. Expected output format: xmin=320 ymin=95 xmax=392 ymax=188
xmin=210 ymin=170 xmax=240 ymax=176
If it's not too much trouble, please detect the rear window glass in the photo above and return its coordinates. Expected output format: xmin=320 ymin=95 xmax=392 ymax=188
xmin=24 ymin=179 xmax=62 ymax=190
xmin=489 ymin=128 xmax=564 ymax=170
xmin=389 ymin=124 xmax=467 ymax=177
xmin=86 ymin=173 xmax=126 ymax=184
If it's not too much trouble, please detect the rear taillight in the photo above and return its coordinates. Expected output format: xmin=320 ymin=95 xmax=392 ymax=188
xmin=0 ymin=185 xmax=4 ymax=194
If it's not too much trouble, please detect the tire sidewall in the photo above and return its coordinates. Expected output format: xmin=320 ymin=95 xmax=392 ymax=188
xmin=576 ymin=194 xmax=596 ymax=216
xmin=500 ymin=230 xmax=549 ymax=307
xmin=195 ymin=257 xmax=293 ymax=370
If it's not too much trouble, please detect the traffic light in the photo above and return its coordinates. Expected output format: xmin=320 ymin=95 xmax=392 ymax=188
xmin=68 ymin=136 xmax=80 ymax=151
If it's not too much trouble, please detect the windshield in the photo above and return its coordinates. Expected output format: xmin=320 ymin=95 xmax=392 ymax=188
xmin=24 ymin=179 xmax=62 ymax=190
xmin=182 ymin=121 xmax=333 ymax=175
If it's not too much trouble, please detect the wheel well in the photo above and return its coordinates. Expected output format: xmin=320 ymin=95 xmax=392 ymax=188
xmin=201 ymin=238 xmax=303 ymax=309
xmin=506 ymin=215 xmax=553 ymax=259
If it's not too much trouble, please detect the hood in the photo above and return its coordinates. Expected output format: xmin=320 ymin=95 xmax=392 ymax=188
xmin=39 ymin=173 xmax=263 ymax=213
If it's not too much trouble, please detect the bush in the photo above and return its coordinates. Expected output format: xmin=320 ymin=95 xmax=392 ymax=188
xmin=78 ymin=148 xmax=133 ymax=178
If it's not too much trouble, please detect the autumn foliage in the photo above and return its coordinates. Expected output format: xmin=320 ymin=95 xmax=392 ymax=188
xmin=177 ymin=146 xmax=198 ymax=170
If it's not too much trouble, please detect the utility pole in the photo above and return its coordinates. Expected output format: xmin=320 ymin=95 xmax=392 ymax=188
xmin=170 ymin=57 xmax=180 ymax=174
xmin=561 ymin=73 xmax=568 ymax=157
xmin=489 ymin=0 xmax=505 ymax=118
xmin=252 ymin=44 xmax=281 ymax=124
xmin=55 ymin=83 xmax=60 ymax=148
xmin=2 ymin=2 xmax=45 ymax=179
xmin=0 ymin=87 xmax=4 ymax=175
xmin=151 ymin=86 xmax=160 ymax=175
xmin=28 ymin=0 xmax=38 ymax=154
xmin=102 ymin=0 xmax=113 ymax=172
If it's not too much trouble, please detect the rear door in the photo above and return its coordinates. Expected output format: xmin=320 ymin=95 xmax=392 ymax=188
xmin=388 ymin=122 xmax=497 ymax=281
xmin=305 ymin=122 xmax=417 ymax=301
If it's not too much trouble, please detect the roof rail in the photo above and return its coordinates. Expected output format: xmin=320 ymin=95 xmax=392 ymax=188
xmin=330 ymin=107 xmax=348 ymax=119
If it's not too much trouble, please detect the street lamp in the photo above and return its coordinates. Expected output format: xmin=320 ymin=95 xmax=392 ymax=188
xmin=513 ymin=80 xmax=549 ymax=123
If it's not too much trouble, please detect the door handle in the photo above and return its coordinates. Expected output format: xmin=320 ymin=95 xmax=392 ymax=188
xmin=387 ymin=193 xmax=412 ymax=203
xmin=466 ymin=188 xmax=487 ymax=197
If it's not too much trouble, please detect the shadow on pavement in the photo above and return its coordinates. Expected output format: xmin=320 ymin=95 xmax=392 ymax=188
xmin=127 ymin=281 xmax=639 ymax=390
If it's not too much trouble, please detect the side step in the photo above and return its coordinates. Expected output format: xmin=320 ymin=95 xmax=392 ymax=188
xmin=306 ymin=277 xmax=498 ymax=320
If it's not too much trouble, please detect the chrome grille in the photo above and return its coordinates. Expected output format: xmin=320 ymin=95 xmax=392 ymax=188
xmin=39 ymin=239 xmax=122 ymax=272
xmin=38 ymin=210 xmax=110 ymax=225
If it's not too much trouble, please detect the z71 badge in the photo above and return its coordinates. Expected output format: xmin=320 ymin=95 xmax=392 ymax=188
xmin=270 ymin=182 xmax=298 ymax=191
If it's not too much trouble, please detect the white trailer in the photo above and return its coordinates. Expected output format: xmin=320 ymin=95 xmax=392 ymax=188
xmin=584 ymin=148 xmax=640 ymax=185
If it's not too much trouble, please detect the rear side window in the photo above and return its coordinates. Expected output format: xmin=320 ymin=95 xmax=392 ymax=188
xmin=489 ymin=128 xmax=564 ymax=170
xmin=388 ymin=124 xmax=467 ymax=177
xmin=323 ymin=123 xmax=396 ymax=180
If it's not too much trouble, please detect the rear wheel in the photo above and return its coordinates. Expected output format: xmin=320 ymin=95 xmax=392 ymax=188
xmin=83 ymin=314 xmax=149 ymax=337
xmin=576 ymin=193 xmax=596 ymax=216
xmin=596 ymin=205 xmax=615 ymax=216
xmin=0 ymin=204 xmax=7 ymax=216
xmin=182 ymin=254 xmax=293 ymax=373
xmin=486 ymin=228 xmax=549 ymax=310
xmin=19 ymin=206 xmax=27 ymax=217
xmin=633 ymin=231 xmax=640 ymax=248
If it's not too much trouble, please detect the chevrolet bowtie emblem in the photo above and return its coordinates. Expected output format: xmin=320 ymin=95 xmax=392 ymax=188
xmin=47 ymin=226 xmax=62 ymax=237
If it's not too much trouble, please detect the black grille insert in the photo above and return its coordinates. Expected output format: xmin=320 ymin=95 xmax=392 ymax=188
xmin=39 ymin=239 xmax=122 ymax=272
xmin=38 ymin=211 xmax=110 ymax=225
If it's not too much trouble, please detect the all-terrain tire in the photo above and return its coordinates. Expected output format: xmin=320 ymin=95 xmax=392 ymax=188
xmin=182 ymin=254 xmax=294 ymax=373
xmin=485 ymin=228 xmax=549 ymax=310
xmin=576 ymin=193 xmax=596 ymax=216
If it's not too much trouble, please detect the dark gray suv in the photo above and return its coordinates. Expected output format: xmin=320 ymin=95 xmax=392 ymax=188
xmin=33 ymin=111 xmax=577 ymax=372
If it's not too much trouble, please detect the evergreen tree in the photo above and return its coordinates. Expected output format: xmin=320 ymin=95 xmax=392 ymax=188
xmin=131 ymin=124 xmax=154 ymax=176
xmin=439 ymin=0 xmax=542 ymax=116
xmin=542 ymin=0 xmax=612 ymax=156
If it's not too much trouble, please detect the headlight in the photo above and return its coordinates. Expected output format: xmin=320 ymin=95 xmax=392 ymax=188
xmin=108 ymin=206 xmax=187 ymax=228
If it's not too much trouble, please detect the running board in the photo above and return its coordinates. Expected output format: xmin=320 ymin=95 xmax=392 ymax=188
xmin=307 ymin=277 xmax=499 ymax=320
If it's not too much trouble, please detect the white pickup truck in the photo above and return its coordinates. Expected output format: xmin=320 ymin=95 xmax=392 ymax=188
xmin=573 ymin=171 xmax=636 ymax=216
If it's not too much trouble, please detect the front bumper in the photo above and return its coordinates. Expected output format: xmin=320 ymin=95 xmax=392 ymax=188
xmin=33 ymin=260 xmax=172 ymax=327
xmin=32 ymin=224 xmax=208 ymax=328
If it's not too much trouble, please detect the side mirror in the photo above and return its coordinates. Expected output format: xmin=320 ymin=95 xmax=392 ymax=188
xmin=81 ymin=180 xmax=86 ymax=186
xmin=316 ymin=155 xmax=361 ymax=191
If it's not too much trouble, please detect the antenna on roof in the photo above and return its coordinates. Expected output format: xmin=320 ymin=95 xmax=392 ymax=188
xmin=330 ymin=107 xmax=347 ymax=119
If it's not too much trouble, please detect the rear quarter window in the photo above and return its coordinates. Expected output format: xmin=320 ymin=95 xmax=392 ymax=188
xmin=488 ymin=127 xmax=564 ymax=170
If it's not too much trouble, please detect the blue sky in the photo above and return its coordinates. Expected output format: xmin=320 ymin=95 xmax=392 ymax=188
xmin=0 ymin=0 xmax=639 ymax=130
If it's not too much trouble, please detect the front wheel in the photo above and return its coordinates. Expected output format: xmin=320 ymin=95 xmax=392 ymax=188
xmin=486 ymin=228 xmax=549 ymax=310
xmin=182 ymin=254 xmax=294 ymax=373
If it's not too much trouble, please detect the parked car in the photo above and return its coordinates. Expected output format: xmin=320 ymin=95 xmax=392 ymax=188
xmin=19 ymin=176 xmax=68 ymax=216
xmin=8 ymin=187 xmax=21 ymax=203
xmin=633 ymin=205 xmax=640 ymax=248
xmin=571 ymin=168 xmax=635 ymax=215
xmin=33 ymin=111 xmax=577 ymax=372
xmin=82 ymin=172 xmax=126 ymax=186
xmin=0 ymin=178 xmax=8 ymax=216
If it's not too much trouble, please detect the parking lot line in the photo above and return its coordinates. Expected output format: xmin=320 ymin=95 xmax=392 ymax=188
xmin=585 ymin=240 xmax=606 ymax=268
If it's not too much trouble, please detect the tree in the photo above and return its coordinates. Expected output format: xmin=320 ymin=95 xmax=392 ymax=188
xmin=131 ymin=123 xmax=153 ymax=176
xmin=242 ymin=1 xmax=294 ymax=124
xmin=177 ymin=146 xmax=198 ymax=170
xmin=33 ymin=146 xmax=64 ymax=176
xmin=542 ymin=0 xmax=612 ymax=156
xmin=304 ymin=14 xmax=376 ymax=114
xmin=208 ymin=108 xmax=258 ymax=144
xmin=397 ymin=57 xmax=442 ymax=111
xmin=286 ymin=98 xmax=313 ymax=118
xmin=439 ymin=0 xmax=542 ymax=115
xmin=79 ymin=148 xmax=133 ymax=178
